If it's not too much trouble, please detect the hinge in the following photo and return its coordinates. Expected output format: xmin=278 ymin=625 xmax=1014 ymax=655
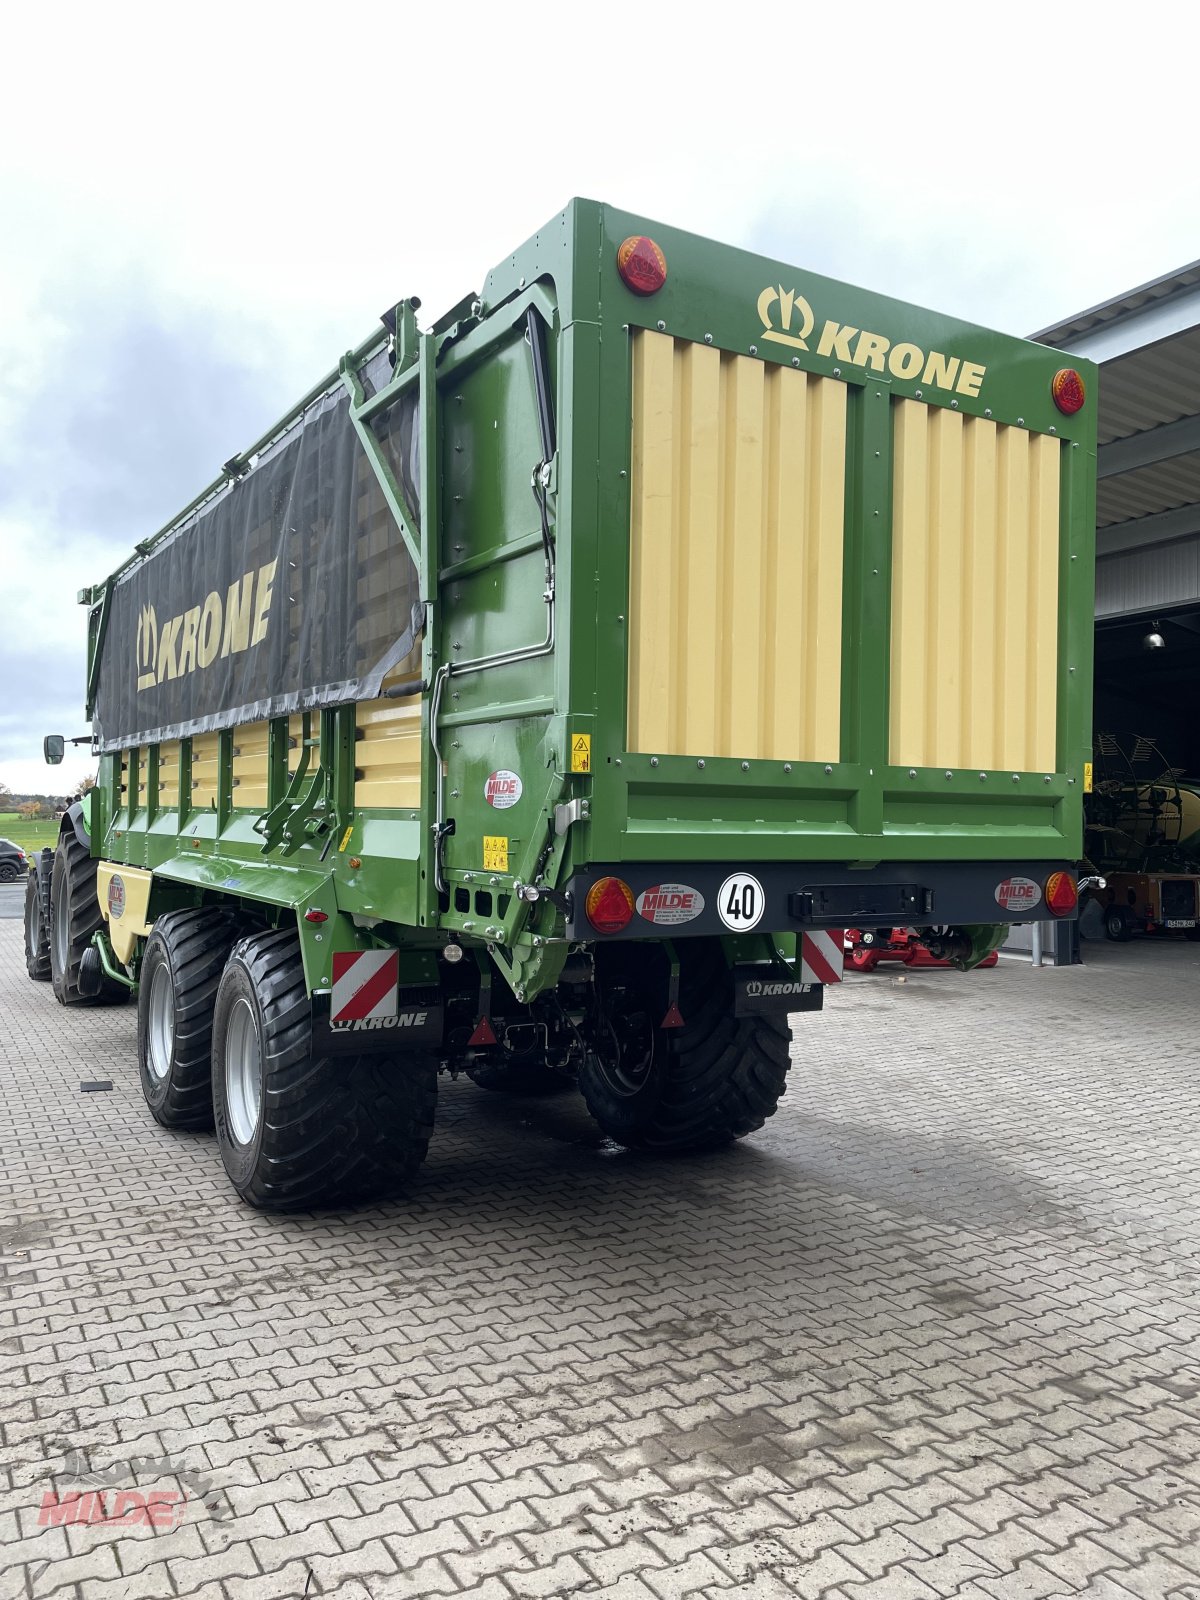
xmin=554 ymin=796 xmax=590 ymax=837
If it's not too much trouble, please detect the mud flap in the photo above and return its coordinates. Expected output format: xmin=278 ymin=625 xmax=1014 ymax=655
xmin=310 ymin=985 xmax=444 ymax=1054
xmin=732 ymin=967 xmax=823 ymax=1017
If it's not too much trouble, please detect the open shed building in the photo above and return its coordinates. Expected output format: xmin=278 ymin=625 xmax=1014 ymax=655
xmin=1033 ymin=261 xmax=1200 ymax=954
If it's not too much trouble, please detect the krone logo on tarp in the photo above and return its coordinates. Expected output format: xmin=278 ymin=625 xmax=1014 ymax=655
xmin=135 ymin=560 xmax=278 ymax=692
xmin=756 ymin=285 xmax=987 ymax=398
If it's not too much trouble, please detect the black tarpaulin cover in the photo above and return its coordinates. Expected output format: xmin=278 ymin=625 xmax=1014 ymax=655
xmin=92 ymin=374 xmax=421 ymax=753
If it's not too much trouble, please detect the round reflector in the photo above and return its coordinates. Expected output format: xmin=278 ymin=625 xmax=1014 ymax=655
xmin=1045 ymin=870 xmax=1078 ymax=916
xmin=1050 ymin=368 xmax=1086 ymax=415
xmin=585 ymin=875 xmax=636 ymax=934
xmin=616 ymin=236 xmax=667 ymax=296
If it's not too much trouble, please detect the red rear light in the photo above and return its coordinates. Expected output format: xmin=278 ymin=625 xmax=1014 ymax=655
xmin=1050 ymin=368 xmax=1086 ymax=415
xmin=616 ymin=236 xmax=667 ymax=296
xmin=585 ymin=876 xmax=635 ymax=934
xmin=1045 ymin=871 xmax=1077 ymax=916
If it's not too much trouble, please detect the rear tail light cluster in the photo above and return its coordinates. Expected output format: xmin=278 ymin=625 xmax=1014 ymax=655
xmin=585 ymin=875 xmax=635 ymax=934
xmin=1044 ymin=871 xmax=1078 ymax=916
xmin=616 ymin=236 xmax=667 ymax=297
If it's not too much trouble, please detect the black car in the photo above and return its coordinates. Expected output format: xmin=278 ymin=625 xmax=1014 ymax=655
xmin=0 ymin=838 xmax=28 ymax=882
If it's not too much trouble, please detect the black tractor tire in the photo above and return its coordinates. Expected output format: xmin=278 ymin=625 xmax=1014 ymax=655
xmin=467 ymin=1058 xmax=572 ymax=1096
xmin=138 ymin=909 xmax=242 ymax=1130
xmin=211 ymin=929 xmax=438 ymax=1210
xmin=578 ymin=940 xmax=791 ymax=1153
xmin=49 ymin=830 xmax=127 ymax=1006
xmin=1104 ymin=906 xmax=1132 ymax=943
xmin=24 ymin=867 xmax=51 ymax=980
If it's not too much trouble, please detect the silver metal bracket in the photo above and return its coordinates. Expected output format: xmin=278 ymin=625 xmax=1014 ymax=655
xmin=554 ymin=796 xmax=590 ymax=837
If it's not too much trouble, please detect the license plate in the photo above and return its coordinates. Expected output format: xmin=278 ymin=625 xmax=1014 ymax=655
xmin=1165 ymin=919 xmax=1196 ymax=929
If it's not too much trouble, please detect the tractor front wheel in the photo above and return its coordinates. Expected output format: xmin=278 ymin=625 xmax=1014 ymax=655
xmin=24 ymin=866 xmax=50 ymax=980
xmin=49 ymin=830 xmax=126 ymax=1006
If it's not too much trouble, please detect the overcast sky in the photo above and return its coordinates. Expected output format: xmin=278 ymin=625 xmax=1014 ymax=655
xmin=2 ymin=2 xmax=1198 ymax=793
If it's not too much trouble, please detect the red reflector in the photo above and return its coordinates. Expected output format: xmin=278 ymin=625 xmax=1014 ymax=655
xmin=303 ymin=909 xmax=329 ymax=923
xmin=1051 ymin=368 xmax=1086 ymax=415
xmin=660 ymin=1002 xmax=685 ymax=1029
xmin=468 ymin=1016 xmax=497 ymax=1047
xmin=585 ymin=875 xmax=635 ymax=934
xmin=1045 ymin=871 xmax=1077 ymax=916
xmin=616 ymin=236 xmax=667 ymax=296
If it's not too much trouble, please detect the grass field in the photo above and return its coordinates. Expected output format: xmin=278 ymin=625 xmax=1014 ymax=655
xmin=0 ymin=811 xmax=60 ymax=854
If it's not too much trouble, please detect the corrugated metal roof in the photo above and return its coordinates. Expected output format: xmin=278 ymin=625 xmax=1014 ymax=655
xmin=1034 ymin=260 xmax=1200 ymax=350
xmin=1096 ymin=327 xmax=1200 ymax=445
xmin=1033 ymin=262 xmax=1200 ymax=615
xmin=1095 ymin=533 xmax=1200 ymax=619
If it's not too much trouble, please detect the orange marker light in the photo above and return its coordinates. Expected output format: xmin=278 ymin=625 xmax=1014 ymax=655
xmin=1044 ymin=871 xmax=1078 ymax=916
xmin=617 ymin=236 xmax=667 ymax=296
xmin=1051 ymin=368 xmax=1086 ymax=415
xmin=585 ymin=876 xmax=636 ymax=934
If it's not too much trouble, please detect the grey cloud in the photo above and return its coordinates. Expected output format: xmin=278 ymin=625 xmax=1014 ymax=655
xmin=3 ymin=280 xmax=306 ymax=775
xmin=2 ymin=292 xmax=300 ymax=550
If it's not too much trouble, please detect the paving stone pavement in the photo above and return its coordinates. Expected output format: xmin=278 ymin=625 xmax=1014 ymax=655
xmin=2 ymin=919 xmax=1200 ymax=1600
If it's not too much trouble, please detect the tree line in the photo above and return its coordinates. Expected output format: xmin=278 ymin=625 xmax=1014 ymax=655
xmin=0 ymin=777 xmax=96 ymax=817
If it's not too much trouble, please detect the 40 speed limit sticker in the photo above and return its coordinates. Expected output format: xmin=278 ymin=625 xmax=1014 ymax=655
xmin=717 ymin=872 xmax=765 ymax=931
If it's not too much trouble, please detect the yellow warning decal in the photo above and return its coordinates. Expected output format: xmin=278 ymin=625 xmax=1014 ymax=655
xmin=571 ymin=734 xmax=592 ymax=774
xmin=338 ymin=825 xmax=354 ymax=852
xmin=1083 ymin=761 xmax=1093 ymax=794
xmin=483 ymin=836 xmax=509 ymax=872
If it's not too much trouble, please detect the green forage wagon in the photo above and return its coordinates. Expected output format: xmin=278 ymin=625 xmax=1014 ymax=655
xmin=27 ymin=201 xmax=1097 ymax=1208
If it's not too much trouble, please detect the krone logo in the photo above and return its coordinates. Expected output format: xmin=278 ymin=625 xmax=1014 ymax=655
xmin=757 ymin=285 xmax=816 ymax=352
xmin=136 ymin=605 xmax=158 ymax=680
xmin=134 ymin=560 xmax=277 ymax=693
xmin=753 ymin=284 xmax=988 ymax=398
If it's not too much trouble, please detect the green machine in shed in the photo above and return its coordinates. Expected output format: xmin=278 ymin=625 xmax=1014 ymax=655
xmin=28 ymin=199 xmax=1098 ymax=1208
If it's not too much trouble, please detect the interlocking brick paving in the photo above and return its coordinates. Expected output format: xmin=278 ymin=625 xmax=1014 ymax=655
xmin=2 ymin=920 xmax=1199 ymax=1599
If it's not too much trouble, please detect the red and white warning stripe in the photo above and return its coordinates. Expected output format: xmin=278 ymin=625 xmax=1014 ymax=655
xmin=800 ymin=930 xmax=843 ymax=985
xmin=331 ymin=950 xmax=399 ymax=1023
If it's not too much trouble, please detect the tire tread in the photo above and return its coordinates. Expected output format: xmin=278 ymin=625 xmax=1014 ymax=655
xmin=579 ymin=941 xmax=791 ymax=1153
xmin=214 ymin=932 xmax=437 ymax=1211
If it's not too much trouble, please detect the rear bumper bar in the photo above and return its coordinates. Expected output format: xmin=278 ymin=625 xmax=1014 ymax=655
xmin=564 ymin=860 xmax=1072 ymax=941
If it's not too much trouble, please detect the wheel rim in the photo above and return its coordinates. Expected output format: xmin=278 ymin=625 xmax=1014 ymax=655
xmin=52 ymin=868 xmax=70 ymax=975
xmin=225 ymin=997 xmax=263 ymax=1146
xmin=146 ymin=962 xmax=175 ymax=1081
xmin=591 ymin=1000 xmax=657 ymax=1099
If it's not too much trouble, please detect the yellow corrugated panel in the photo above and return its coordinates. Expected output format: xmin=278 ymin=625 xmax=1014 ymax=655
xmin=355 ymin=698 xmax=421 ymax=809
xmin=158 ymin=742 xmax=180 ymax=807
xmin=232 ymin=721 xmax=270 ymax=811
xmin=190 ymin=733 xmax=219 ymax=810
xmin=890 ymin=403 xmax=1060 ymax=772
xmin=627 ymin=331 xmax=847 ymax=761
